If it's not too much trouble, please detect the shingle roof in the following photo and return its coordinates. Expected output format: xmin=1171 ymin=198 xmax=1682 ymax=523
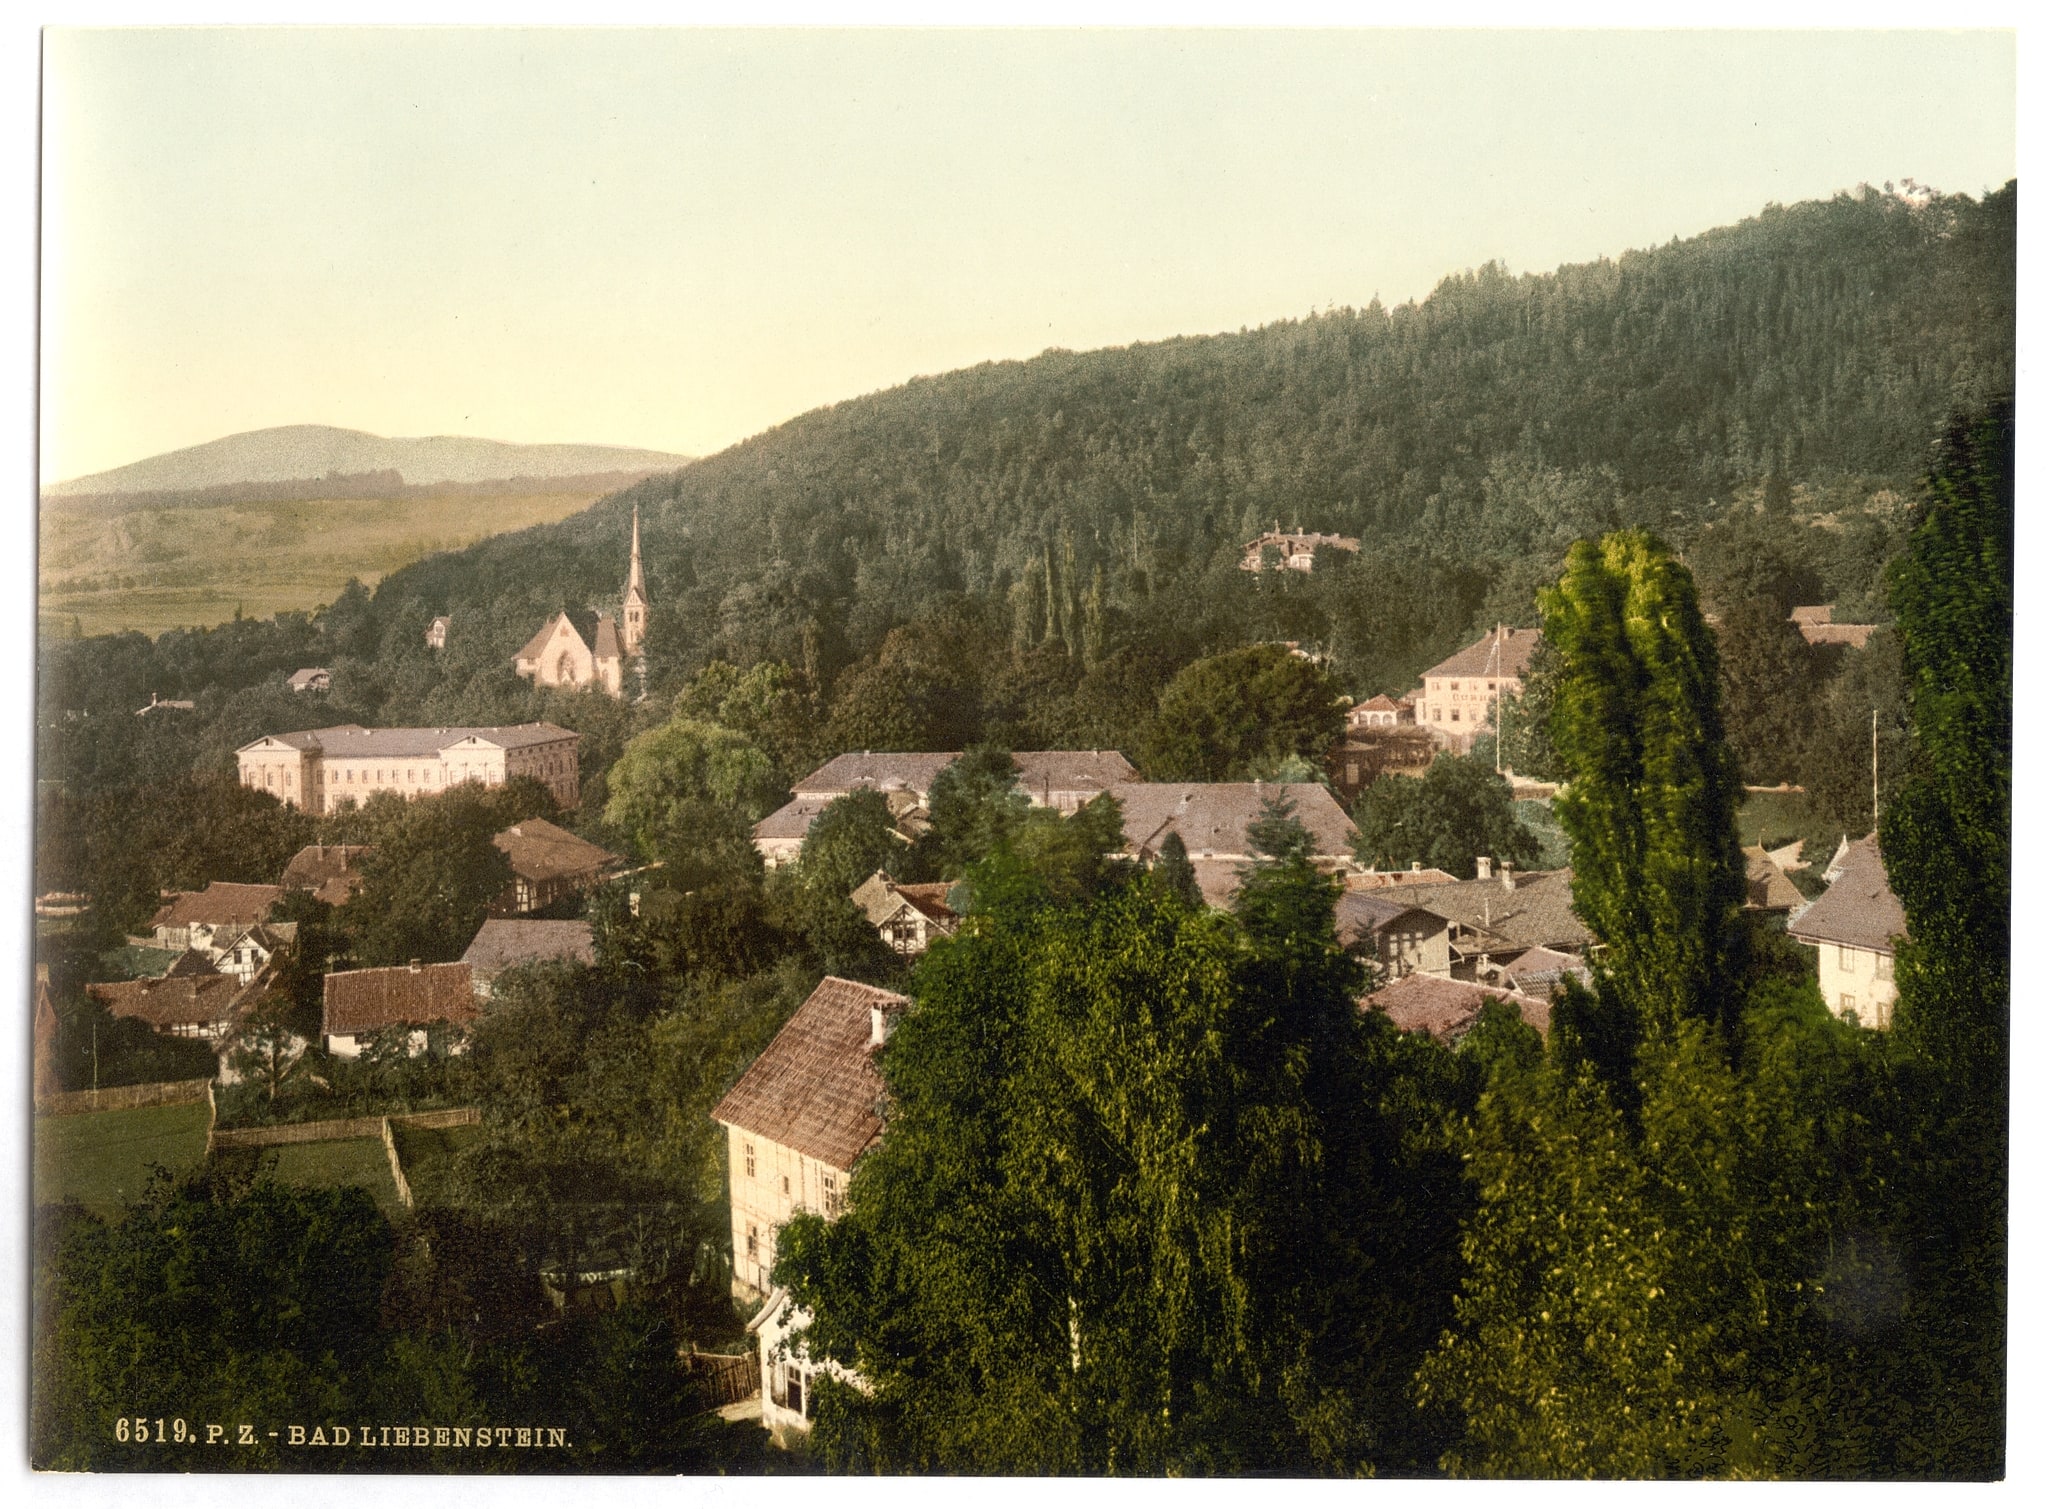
xmin=240 ymin=723 xmax=576 ymax=757
xmin=89 ymin=974 xmax=246 ymax=1031
xmin=1362 ymin=972 xmax=1550 ymax=1043
xmin=1742 ymin=847 xmax=1807 ymax=912
xmin=754 ymin=796 xmax=836 ymax=844
xmin=1386 ymin=869 xmax=1591 ymax=952
xmin=1787 ymin=835 xmax=1906 ymax=954
xmin=493 ymin=819 xmax=623 ymax=883
xmin=1110 ymin=781 xmax=1358 ymax=861
xmin=150 ymin=882 xmax=285 ymax=930
xmin=461 ymin=919 xmax=597 ymax=979
xmin=280 ymin=843 xmax=374 ymax=906
xmin=711 ymin=977 xmax=908 ymax=1170
xmin=1500 ymin=945 xmax=1592 ymax=997
xmin=1422 ymin=627 xmax=1542 ymax=681
xmin=592 ymin=614 xmax=623 ymax=660
xmin=850 ymin=873 xmax=959 ymax=930
xmin=322 ymin=963 xmax=479 ymax=1038
xmin=1334 ymin=891 xmax=1448 ymax=947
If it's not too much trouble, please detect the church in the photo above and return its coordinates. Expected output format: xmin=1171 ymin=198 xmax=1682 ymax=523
xmin=512 ymin=504 xmax=652 ymax=700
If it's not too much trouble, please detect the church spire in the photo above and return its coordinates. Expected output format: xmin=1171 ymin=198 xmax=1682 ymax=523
xmin=621 ymin=503 xmax=649 ymax=657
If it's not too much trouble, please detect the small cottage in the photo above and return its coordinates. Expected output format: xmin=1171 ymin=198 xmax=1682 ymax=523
xmin=320 ymin=961 xmax=478 ymax=1057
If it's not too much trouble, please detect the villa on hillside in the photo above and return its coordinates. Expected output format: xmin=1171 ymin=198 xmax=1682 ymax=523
xmin=1238 ymin=527 xmax=1362 ymax=573
xmin=1413 ymin=626 xmax=1543 ymax=754
xmin=1787 ymin=835 xmax=1906 ymax=1029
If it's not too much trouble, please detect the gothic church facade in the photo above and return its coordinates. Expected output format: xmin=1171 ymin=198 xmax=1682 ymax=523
xmin=512 ymin=504 xmax=650 ymax=701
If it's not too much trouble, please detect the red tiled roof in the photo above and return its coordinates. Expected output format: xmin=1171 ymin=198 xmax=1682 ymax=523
xmin=150 ymin=882 xmax=285 ymax=930
xmin=322 ymin=963 xmax=478 ymax=1038
xmin=280 ymin=844 xmax=374 ymax=906
xmin=89 ymin=974 xmax=246 ymax=1031
xmin=1362 ymin=972 xmax=1550 ymax=1043
xmin=711 ymin=976 xmax=908 ymax=1171
xmin=493 ymin=819 xmax=622 ymax=883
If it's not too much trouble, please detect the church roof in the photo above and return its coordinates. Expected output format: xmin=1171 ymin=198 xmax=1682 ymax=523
xmin=515 ymin=612 xmax=586 ymax=664
xmin=593 ymin=614 xmax=622 ymax=660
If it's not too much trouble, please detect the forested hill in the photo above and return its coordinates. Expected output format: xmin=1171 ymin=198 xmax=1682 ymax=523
xmin=39 ymin=183 xmax=2012 ymax=802
xmin=378 ymin=183 xmax=2011 ymax=686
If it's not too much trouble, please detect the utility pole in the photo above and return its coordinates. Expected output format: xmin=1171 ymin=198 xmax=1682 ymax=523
xmin=1872 ymin=707 xmax=1880 ymax=830
xmin=92 ymin=1020 xmax=98 ymax=1094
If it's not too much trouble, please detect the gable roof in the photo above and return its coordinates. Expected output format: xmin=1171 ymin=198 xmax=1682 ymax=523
xmin=493 ymin=818 xmax=622 ymax=883
xmin=286 ymin=667 xmax=331 ymax=690
xmin=1742 ymin=846 xmax=1807 ymax=912
xmin=1110 ymin=781 xmax=1358 ymax=861
xmin=88 ymin=973 xmax=246 ymax=1031
xmin=792 ymin=750 xmax=1138 ymax=801
xmin=1423 ymin=627 xmax=1542 ymax=681
xmin=711 ymin=976 xmax=908 ymax=1170
xmin=592 ymin=614 xmax=623 ymax=661
xmin=162 ymin=948 xmax=223 ymax=978
xmin=1787 ymin=835 xmax=1906 ymax=954
xmin=322 ymin=962 xmax=478 ymax=1038
xmin=1386 ymin=869 xmax=1591 ymax=952
xmin=516 ymin=612 xmax=587 ymax=664
xmin=754 ymin=795 xmax=837 ymax=846
xmin=1334 ymin=891 xmax=1448 ymax=946
xmin=280 ymin=843 xmax=374 ymax=905
xmin=461 ymin=918 xmax=597 ymax=978
xmin=851 ymin=872 xmax=959 ymax=930
xmin=151 ymin=881 xmax=285 ymax=930
xmin=1363 ymin=972 xmax=1551 ymax=1043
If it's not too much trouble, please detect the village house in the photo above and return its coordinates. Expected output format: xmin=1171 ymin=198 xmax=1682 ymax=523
xmin=425 ymin=615 xmax=451 ymax=650
xmin=754 ymin=749 xmax=1140 ymax=864
xmin=712 ymin=976 xmax=906 ymax=1443
xmin=1346 ymin=693 xmax=1414 ymax=732
xmin=213 ymin=921 xmax=297 ymax=986
xmin=1334 ymin=892 xmax=1452 ymax=979
xmin=1413 ymin=626 xmax=1542 ymax=753
xmin=1385 ymin=859 xmax=1591 ymax=980
xmin=851 ymin=871 xmax=960 ymax=955
xmin=1786 ymin=834 xmax=1906 ymax=1028
xmin=492 ymin=818 xmax=624 ymax=914
xmin=461 ymin=918 xmax=596 ymax=998
xmin=235 ymin=722 xmax=581 ymax=814
xmin=1112 ymin=780 xmax=1359 ymax=909
xmin=286 ymin=667 xmax=332 ymax=693
xmin=149 ymin=881 xmax=285 ymax=954
xmin=1362 ymin=972 xmax=1551 ymax=1044
xmin=1789 ymin=604 xmax=1878 ymax=649
xmin=87 ymin=972 xmax=252 ymax=1043
xmin=320 ymin=961 xmax=478 ymax=1057
xmin=1238 ymin=526 xmax=1362 ymax=573
xmin=279 ymin=843 xmax=374 ymax=906
xmin=510 ymin=504 xmax=651 ymax=700
xmin=1742 ymin=845 xmax=1808 ymax=914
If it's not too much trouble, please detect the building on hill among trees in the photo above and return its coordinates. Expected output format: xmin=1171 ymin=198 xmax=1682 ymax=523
xmin=1334 ymin=891 xmax=1453 ymax=979
xmin=459 ymin=918 xmax=596 ymax=999
xmin=149 ymin=881 xmax=285 ymax=954
xmin=1346 ymin=693 xmax=1415 ymax=732
xmin=1238 ymin=525 xmax=1362 ymax=572
xmin=1112 ymin=780 xmax=1358 ymax=908
xmin=319 ymin=961 xmax=478 ymax=1058
xmin=510 ymin=503 xmax=650 ymax=699
xmin=1789 ymin=604 xmax=1879 ymax=649
xmin=490 ymin=819 xmax=624 ymax=915
xmin=285 ymin=667 xmax=330 ymax=693
xmin=236 ymin=723 xmax=580 ymax=813
xmin=1786 ymin=834 xmax=1906 ymax=1028
xmin=425 ymin=614 xmax=451 ymax=650
xmin=1413 ymin=626 xmax=1543 ymax=754
xmin=1378 ymin=860 xmax=1591 ymax=982
xmin=851 ymin=871 xmax=960 ymax=955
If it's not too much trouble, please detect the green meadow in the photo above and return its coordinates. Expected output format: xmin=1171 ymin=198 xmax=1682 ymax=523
xmin=34 ymin=1100 xmax=211 ymax=1219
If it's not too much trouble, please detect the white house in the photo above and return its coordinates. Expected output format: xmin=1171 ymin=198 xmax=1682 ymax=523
xmin=850 ymin=872 xmax=959 ymax=955
xmin=1786 ymin=835 xmax=1906 ymax=1028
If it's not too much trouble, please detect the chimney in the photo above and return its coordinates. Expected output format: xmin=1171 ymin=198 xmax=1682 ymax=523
xmin=1500 ymin=861 xmax=1516 ymax=891
xmin=1410 ymin=861 xmax=1422 ymax=873
xmin=409 ymin=959 xmax=422 ymax=974
xmin=1477 ymin=856 xmax=1494 ymax=881
xmin=871 ymin=1001 xmax=904 ymax=1047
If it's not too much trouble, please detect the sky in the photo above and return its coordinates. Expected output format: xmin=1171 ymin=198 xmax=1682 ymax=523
xmin=39 ymin=26 xmax=2016 ymax=486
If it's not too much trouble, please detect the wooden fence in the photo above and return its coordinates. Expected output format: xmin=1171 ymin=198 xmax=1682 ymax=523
xmin=35 ymin=1077 xmax=212 ymax=1118
xmin=684 ymin=1350 xmax=759 ymax=1411
xmin=205 ymin=1104 xmax=478 ymax=1153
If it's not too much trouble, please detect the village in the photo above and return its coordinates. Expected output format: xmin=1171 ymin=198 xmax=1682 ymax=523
xmin=31 ymin=517 xmax=1908 ymax=1451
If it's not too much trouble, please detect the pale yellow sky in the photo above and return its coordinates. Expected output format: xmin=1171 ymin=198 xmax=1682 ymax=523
xmin=39 ymin=28 xmax=2015 ymax=486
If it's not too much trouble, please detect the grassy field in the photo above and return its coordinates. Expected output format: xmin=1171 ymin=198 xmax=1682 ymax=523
xmin=34 ymin=1100 xmax=211 ymax=1218
xmin=38 ymin=487 xmax=611 ymax=638
xmin=390 ymin=1120 xmax=482 ymax=1207
xmin=263 ymin=1137 xmax=405 ymax=1219
xmin=98 ymin=944 xmax=181 ymax=980
xmin=1737 ymin=788 xmax=1858 ymax=869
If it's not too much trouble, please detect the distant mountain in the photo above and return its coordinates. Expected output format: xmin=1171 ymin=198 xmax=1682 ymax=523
xmin=44 ymin=425 xmax=691 ymax=498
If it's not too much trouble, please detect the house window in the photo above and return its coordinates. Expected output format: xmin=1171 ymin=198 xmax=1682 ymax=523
xmin=1450 ymin=682 xmax=1459 ymax=692
xmin=1840 ymin=994 xmax=1858 ymax=1020
xmin=786 ymin=1365 xmax=806 ymax=1419
xmin=744 ymin=1142 xmax=755 ymax=1178
xmin=823 ymin=1172 xmax=842 ymax=1217
xmin=1875 ymin=952 xmax=1893 ymax=981
xmin=781 ymin=1175 xmax=790 ymax=1197
xmin=1838 ymin=944 xmax=1855 ymax=970
xmin=746 ymin=1224 xmax=758 ymax=1259
xmin=1451 ymin=710 xmax=1461 ymax=722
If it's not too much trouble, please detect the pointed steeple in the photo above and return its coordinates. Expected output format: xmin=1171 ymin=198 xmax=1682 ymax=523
xmin=621 ymin=502 xmax=650 ymax=657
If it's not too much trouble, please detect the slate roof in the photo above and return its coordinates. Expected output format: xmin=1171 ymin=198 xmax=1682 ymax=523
xmin=754 ymin=796 xmax=836 ymax=846
xmin=1422 ymin=627 xmax=1542 ymax=681
xmin=1742 ymin=846 xmax=1807 ymax=912
xmin=240 ymin=723 xmax=574 ymax=757
xmin=1362 ymin=973 xmax=1551 ymax=1043
xmin=493 ymin=819 xmax=623 ymax=882
xmin=592 ymin=614 xmax=623 ymax=660
xmin=88 ymin=974 xmax=246 ymax=1031
xmin=151 ymin=882 xmax=285 ymax=930
xmin=280 ymin=843 xmax=374 ymax=906
xmin=322 ymin=963 xmax=479 ymax=1039
xmin=461 ymin=919 xmax=597 ymax=979
xmin=1110 ymin=781 xmax=1358 ymax=861
xmin=711 ymin=977 xmax=908 ymax=1171
xmin=1386 ymin=869 xmax=1591 ymax=952
xmin=1787 ymin=836 xmax=1907 ymax=954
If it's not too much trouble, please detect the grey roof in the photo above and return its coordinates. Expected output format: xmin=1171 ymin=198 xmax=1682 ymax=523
xmin=1423 ymin=627 xmax=1542 ymax=681
xmin=1110 ymin=781 xmax=1358 ymax=861
xmin=753 ymin=795 xmax=836 ymax=843
xmin=1386 ymin=869 xmax=1591 ymax=952
xmin=1742 ymin=847 xmax=1807 ymax=912
xmin=493 ymin=819 xmax=622 ymax=883
xmin=239 ymin=723 xmax=576 ymax=757
xmin=1787 ymin=835 xmax=1907 ymax=954
xmin=286 ymin=667 xmax=330 ymax=690
xmin=1500 ymin=945 xmax=1593 ymax=996
xmin=462 ymin=919 xmax=596 ymax=978
xmin=792 ymin=749 xmax=1137 ymax=801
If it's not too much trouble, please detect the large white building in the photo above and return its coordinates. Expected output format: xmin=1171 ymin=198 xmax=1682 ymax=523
xmin=236 ymin=722 xmax=580 ymax=813
xmin=1413 ymin=626 xmax=1542 ymax=753
xmin=1787 ymin=835 xmax=1907 ymax=1028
